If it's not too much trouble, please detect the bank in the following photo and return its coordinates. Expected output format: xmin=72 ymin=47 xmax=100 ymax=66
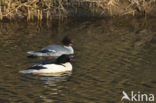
xmin=0 ymin=0 xmax=156 ymax=21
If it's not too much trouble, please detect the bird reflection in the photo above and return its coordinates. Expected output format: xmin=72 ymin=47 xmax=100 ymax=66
xmin=39 ymin=72 xmax=72 ymax=87
xmin=23 ymin=72 xmax=72 ymax=103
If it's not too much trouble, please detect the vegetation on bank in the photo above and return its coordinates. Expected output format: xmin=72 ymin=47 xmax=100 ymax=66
xmin=0 ymin=0 xmax=155 ymax=21
xmin=0 ymin=0 xmax=66 ymax=21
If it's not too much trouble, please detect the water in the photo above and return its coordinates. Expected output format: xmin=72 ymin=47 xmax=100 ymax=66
xmin=0 ymin=17 xmax=155 ymax=103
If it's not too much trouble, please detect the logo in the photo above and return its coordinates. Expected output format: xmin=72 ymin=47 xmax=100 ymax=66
xmin=121 ymin=91 xmax=155 ymax=102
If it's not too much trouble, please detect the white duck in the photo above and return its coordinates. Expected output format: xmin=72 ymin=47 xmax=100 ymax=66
xmin=19 ymin=55 xmax=73 ymax=74
xmin=27 ymin=36 xmax=74 ymax=57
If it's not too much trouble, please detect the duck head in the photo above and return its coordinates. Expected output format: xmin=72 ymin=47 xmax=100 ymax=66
xmin=62 ymin=36 xmax=73 ymax=46
xmin=56 ymin=55 xmax=75 ymax=64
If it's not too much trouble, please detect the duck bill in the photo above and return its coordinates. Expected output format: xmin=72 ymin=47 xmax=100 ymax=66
xmin=70 ymin=59 xmax=75 ymax=63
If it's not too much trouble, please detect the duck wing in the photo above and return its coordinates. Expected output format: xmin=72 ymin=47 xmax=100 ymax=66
xmin=27 ymin=44 xmax=71 ymax=56
xmin=26 ymin=65 xmax=47 ymax=70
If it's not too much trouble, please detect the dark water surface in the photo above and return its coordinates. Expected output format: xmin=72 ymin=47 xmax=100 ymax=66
xmin=0 ymin=17 xmax=155 ymax=103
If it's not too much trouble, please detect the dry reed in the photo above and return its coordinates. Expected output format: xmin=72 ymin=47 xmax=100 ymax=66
xmin=0 ymin=0 xmax=66 ymax=21
xmin=0 ymin=0 xmax=155 ymax=21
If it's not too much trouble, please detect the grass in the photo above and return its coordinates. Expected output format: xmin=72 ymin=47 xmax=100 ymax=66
xmin=0 ymin=0 xmax=155 ymax=21
xmin=92 ymin=0 xmax=156 ymax=16
xmin=0 ymin=0 xmax=66 ymax=21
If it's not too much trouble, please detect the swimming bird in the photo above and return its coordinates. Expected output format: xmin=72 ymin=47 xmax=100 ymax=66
xmin=19 ymin=55 xmax=73 ymax=74
xmin=27 ymin=36 xmax=74 ymax=57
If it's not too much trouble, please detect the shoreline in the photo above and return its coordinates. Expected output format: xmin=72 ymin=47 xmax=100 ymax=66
xmin=0 ymin=0 xmax=156 ymax=21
